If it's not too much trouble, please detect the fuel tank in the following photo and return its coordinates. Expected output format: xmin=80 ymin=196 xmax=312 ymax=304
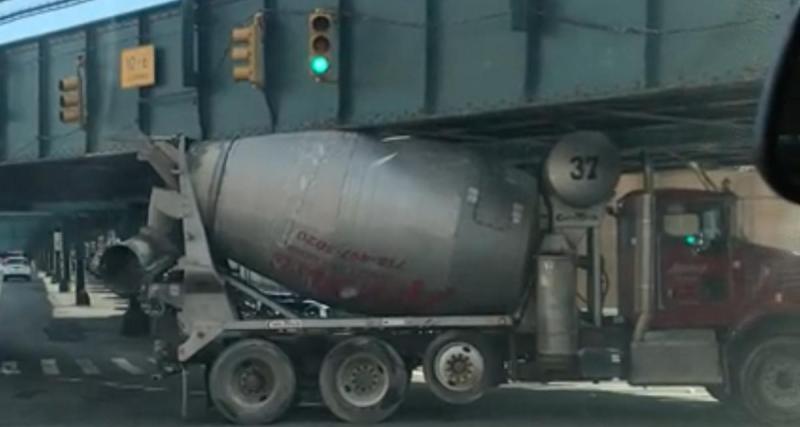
xmin=189 ymin=131 xmax=539 ymax=315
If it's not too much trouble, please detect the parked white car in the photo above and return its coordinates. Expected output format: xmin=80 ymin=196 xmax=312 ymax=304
xmin=2 ymin=256 xmax=32 ymax=282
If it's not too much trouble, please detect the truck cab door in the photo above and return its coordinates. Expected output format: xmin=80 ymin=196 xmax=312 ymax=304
xmin=655 ymin=197 xmax=732 ymax=327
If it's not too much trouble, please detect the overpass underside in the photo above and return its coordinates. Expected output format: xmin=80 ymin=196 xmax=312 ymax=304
xmin=0 ymin=0 xmax=787 ymax=207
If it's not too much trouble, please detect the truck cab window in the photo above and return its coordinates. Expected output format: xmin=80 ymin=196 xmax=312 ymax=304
xmin=701 ymin=209 xmax=723 ymax=242
xmin=662 ymin=203 xmax=726 ymax=246
xmin=663 ymin=212 xmax=700 ymax=237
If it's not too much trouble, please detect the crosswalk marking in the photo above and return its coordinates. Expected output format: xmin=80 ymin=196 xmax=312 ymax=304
xmin=1 ymin=361 xmax=20 ymax=375
xmin=75 ymin=358 xmax=100 ymax=375
xmin=41 ymin=358 xmax=60 ymax=376
xmin=1 ymin=356 xmax=147 ymax=377
xmin=111 ymin=357 xmax=144 ymax=375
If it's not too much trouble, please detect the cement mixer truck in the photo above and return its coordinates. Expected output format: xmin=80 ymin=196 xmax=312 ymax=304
xmin=101 ymin=131 xmax=800 ymax=425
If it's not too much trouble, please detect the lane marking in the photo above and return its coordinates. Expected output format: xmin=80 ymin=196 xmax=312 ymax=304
xmin=102 ymin=381 xmax=149 ymax=391
xmin=1 ymin=361 xmax=20 ymax=375
xmin=116 ymin=383 xmax=144 ymax=390
xmin=75 ymin=358 xmax=100 ymax=375
xmin=112 ymin=357 xmax=144 ymax=375
xmin=41 ymin=358 xmax=60 ymax=376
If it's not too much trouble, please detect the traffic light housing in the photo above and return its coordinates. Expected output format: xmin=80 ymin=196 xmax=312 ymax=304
xmin=308 ymin=10 xmax=334 ymax=80
xmin=58 ymin=75 xmax=83 ymax=125
xmin=230 ymin=13 xmax=264 ymax=87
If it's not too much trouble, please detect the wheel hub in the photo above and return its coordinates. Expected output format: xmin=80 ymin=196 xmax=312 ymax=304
xmin=336 ymin=354 xmax=390 ymax=407
xmin=760 ymin=356 xmax=800 ymax=410
xmin=233 ymin=360 xmax=274 ymax=402
xmin=435 ymin=342 xmax=485 ymax=392
xmin=240 ymin=370 xmax=265 ymax=394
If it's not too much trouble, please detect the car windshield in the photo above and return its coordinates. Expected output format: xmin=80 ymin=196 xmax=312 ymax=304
xmin=1 ymin=1 xmax=800 ymax=427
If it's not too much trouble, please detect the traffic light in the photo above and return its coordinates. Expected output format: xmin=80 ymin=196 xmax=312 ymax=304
xmin=230 ymin=13 xmax=263 ymax=87
xmin=58 ymin=75 xmax=83 ymax=125
xmin=308 ymin=10 xmax=334 ymax=80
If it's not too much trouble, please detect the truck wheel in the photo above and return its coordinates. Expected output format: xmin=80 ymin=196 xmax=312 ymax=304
xmin=423 ymin=331 xmax=497 ymax=404
xmin=739 ymin=336 xmax=800 ymax=424
xmin=319 ymin=336 xmax=408 ymax=423
xmin=208 ymin=339 xmax=297 ymax=425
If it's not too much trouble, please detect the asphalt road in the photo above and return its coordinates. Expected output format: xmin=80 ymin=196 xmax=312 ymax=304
xmin=0 ymin=276 xmax=757 ymax=427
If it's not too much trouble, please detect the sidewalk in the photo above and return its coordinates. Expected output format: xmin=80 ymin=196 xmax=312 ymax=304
xmin=40 ymin=271 xmax=128 ymax=320
xmin=39 ymin=272 xmax=150 ymax=352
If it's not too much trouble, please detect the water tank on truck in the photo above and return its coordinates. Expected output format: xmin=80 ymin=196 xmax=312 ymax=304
xmin=527 ymin=132 xmax=621 ymax=368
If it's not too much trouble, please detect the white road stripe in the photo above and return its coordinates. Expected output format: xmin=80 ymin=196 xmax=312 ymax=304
xmin=112 ymin=357 xmax=144 ymax=375
xmin=41 ymin=358 xmax=60 ymax=376
xmin=116 ymin=384 xmax=145 ymax=390
xmin=1 ymin=361 xmax=20 ymax=375
xmin=75 ymin=358 xmax=100 ymax=375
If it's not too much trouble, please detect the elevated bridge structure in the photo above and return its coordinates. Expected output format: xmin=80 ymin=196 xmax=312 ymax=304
xmin=0 ymin=0 xmax=791 ymax=209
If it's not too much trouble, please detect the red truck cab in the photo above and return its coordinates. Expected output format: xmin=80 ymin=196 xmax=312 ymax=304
xmin=619 ymin=188 xmax=800 ymax=331
xmin=617 ymin=188 xmax=800 ymax=420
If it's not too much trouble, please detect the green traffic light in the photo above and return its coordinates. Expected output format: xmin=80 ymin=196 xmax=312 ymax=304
xmin=310 ymin=55 xmax=330 ymax=76
xmin=684 ymin=234 xmax=698 ymax=246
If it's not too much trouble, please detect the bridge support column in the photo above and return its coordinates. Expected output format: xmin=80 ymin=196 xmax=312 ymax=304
xmin=42 ymin=247 xmax=48 ymax=275
xmin=53 ymin=228 xmax=63 ymax=289
xmin=75 ymin=232 xmax=90 ymax=306
xmin=49 ymin=245 xmax=56 ymax=277
xmin=37 ymin=246 xmax=46 ymax=276
xmin=59 ymin=227 xmax=71 ymax=293
xmin=35 ymin=247 xmax=44 ymax=276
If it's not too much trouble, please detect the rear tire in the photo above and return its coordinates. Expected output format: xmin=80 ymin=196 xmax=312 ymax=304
xmin=208 ymin=339 xmax=297 ymax=425
xmin=319 ymin=336 xmax=408 ymax=423
xmin=423 ymin=331 xmax=498 ymax=404
xmin=739 ymin=336 xmax=800 ymax=425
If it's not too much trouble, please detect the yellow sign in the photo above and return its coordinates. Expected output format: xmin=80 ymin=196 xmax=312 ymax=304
xmin=120 ymin=45 xmax=156 ymax=89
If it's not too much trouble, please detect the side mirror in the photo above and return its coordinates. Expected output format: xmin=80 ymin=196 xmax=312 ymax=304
xmin=757 ymin=3 xmax=800 ymax=203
